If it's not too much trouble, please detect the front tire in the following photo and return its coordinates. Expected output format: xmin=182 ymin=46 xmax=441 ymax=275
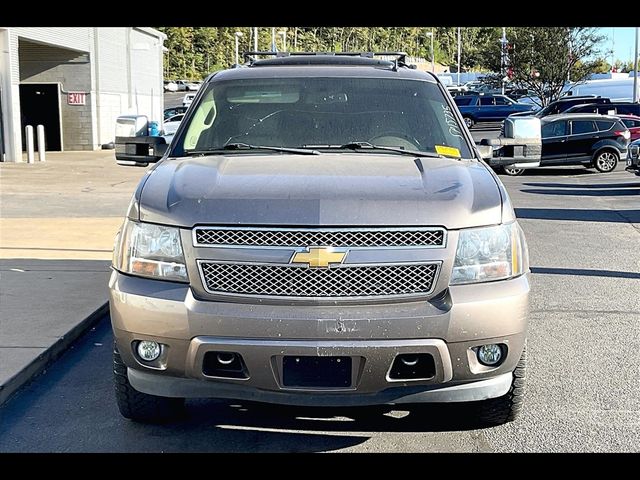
xmin=463 ymin=116 xmax=475 ymax=129
xmin=501 ymin=165 xmax=525 ymax=176
xmin=113 ymin=345 xmax=185 ymax=423
xmin=593 ymin=149 xmax=619 ymax=173
xmin=474 ymin=344 xmax=527 ymax=426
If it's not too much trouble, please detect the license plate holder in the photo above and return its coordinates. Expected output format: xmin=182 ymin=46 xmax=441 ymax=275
xmin=282 ymin=356 xmax=352 ymax=388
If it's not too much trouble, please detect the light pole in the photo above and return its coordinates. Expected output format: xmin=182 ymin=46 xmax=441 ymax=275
xmin=634 ymin=27 xmax=639 ymax=103
xmin=234 ymin=31 xmax=243 ymax=65
xmin=278 ymin=29 xmax=287 ymax=52
xmin=426 ymin=30 xmax=434 ymax=73
xmin=253 ymin=27 xmax=258 ymax=52
xmin=271 ymin=27 xmax=276 ymax=52
xmin=500 ymin=27 xmax=508 ymax=95
xmin=457 ymin=27 xmax=461 ymax=85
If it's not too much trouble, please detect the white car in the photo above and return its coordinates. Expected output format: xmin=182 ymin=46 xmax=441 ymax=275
xmin=163 ymin=114 xmax=184 ymax=136
xmin=163 ymin=81 xmax=178 ymax=92
xmin=175 ymin=80 xmax=200 ymax=92
xmin=182 ymin=93 xmax=196 ymax=107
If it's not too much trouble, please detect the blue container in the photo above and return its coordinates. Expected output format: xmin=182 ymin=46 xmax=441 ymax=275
xmin=148 ymin=121 xmax=160 ymax=136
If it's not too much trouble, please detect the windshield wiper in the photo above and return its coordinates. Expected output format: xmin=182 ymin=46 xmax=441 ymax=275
xmin=305 ymin=141 xmax=446 ymax=159
xmin=186 ymin=142 xmax=320 ymax=156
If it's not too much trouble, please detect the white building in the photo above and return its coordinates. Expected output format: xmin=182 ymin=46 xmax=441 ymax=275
xmin=0 ymin=27 xmax=166 ymax=162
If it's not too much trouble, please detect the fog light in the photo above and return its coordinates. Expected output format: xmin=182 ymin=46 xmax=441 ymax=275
xmin=137 ymin=340 xmax=161 ymax=361
xmin=477 ymin=344 xmax=503 ymax=366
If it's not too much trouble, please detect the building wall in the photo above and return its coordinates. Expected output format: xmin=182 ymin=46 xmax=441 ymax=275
xmin=93 ymin=28 xmax=164 ymax=146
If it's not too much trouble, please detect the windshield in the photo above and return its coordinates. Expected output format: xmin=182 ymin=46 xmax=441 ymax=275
xmin=174 ymin=77 xmax=473 ymax=158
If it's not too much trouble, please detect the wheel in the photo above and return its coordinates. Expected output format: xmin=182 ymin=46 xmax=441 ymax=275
xmin=474 ymin=344 xmax=527 ymax=426
xmin=593 ymin=149 xmax=618 ymax=173
xmin=463 ymin=116 xmax=475 ymax=129
xmin=113 ymin=344 xmax=184 ymax=423
xmin=501 ymin=165 xmax=525 ymax=176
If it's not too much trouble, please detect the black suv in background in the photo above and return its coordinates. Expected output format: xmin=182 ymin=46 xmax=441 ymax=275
xmin=510 ymin=95 xmax=611 ymax=119
xmin=563 ymin=102 xmax=640 ymax=116
xmin=502 ymin=114 xmax=629 ymax=175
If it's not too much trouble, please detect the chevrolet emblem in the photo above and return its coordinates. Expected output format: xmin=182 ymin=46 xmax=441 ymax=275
xmin=291 ymin=247 xmax=347 ymax=268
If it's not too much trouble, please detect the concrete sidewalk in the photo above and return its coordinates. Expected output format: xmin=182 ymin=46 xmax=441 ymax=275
xmin=0 ymin=151 xmax=148 ymax=404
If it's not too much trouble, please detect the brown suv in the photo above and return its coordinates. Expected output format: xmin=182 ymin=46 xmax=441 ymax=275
xmin=110 ymin=53 xmax=534 ymax=425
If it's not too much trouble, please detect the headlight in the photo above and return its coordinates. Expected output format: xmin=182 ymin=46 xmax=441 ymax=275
xmin=113 ymin=219 xmax=188 ymax=282
xmin=450 ymin=222 xmax=528 ymax=285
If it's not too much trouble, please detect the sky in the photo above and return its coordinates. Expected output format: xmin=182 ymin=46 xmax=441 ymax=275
xmin=597 ymin=27 xmax=638 ymax=64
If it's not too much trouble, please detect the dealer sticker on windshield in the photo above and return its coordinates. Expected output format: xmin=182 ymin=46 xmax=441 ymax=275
xmin=435 ymin=145 xmax=461 ymax=158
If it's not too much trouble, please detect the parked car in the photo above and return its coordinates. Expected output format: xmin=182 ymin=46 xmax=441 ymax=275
xmin=182 ymin=93 xmax=196 ymax=107
xmin=509 ymin=95 xmax=611 ymax=119
xmin=620 ymin=115 xmax=640 ymax=143
xmin=163 ymin=106 xmax=188 ymax=121
xmin=454 ymin=94 xmax=537 ymax=128
xmin=501 ymin=114 xmax=630 ymax=175
xmin=618 ymin=115 xmax=640 ymax=141
xmin=447 ymin=84 xmax=468 ymax=96
xmin=112 ymin=53 xmax=538 ymax=425
xmin=162 ymin=114 xmax=184 ymax=136
xmin=175 ymin=80 xmax=200 ymax=92
xmin=625 ymin=139 xmax=640 ymax=176
xmin=163 ymin=80 xmax=178 ymax=92
xmin=563 ymin=102 xmax=640 ymax=117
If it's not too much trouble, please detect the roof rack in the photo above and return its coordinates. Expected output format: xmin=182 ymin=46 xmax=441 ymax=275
xmin=242 ymin=51 xmax=414 ymax=70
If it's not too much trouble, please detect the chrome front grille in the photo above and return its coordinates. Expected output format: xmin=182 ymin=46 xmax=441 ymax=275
xmin=198 ymin=261 xmax=439 ymax=298
xmin=194 ymin=226 xmax=445 ymax=248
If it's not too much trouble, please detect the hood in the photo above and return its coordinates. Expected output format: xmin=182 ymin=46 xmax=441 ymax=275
xmin=138 ymin=153 xmax=503 ymax=229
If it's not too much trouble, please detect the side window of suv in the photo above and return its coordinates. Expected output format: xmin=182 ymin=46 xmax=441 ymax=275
xmin=622 ymin=118 xmax=640 ymax=128
xmin=480 ymin=97 xmax=495 ymax=106
xmin=571 ymin=120 xmax=596 ymax=135
xmin=596 ymin=120 xmax=614 ymax=131
xmin=542 ymin=120 xmax=567 ymax=137
xmin=494 ymin=96 xmax=511 ymax=105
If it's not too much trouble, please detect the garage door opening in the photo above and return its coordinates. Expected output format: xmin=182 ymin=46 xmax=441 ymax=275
xmin=19 ymin=83 xmax=62 ymax=151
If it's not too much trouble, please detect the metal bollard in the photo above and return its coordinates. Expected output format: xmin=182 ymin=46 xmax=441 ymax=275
xmin=36 ymin=125 xmax=46 ymax=162
xmin=25 ymin=125 xmax=35 ymax=164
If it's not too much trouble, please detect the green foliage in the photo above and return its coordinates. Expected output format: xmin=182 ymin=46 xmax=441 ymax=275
xmin=157 ymin=26 xmax=609 ymax=94
xmin=479 ymin=27 xmax=607 ymax=106
xmin=158 ymin=26 xmax=500 ymax=79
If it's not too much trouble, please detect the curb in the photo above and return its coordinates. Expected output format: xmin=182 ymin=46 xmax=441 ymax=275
xmin=0 ymin=302 xmax=109 ymax=406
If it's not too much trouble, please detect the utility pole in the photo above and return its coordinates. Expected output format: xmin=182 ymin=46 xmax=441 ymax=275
xmin=567 ymin=36 xmax=572 ymax=83
xmin=271 ymin=28 xmax=276 ymax=52
xmin=426 ymin=30 xmax=434 ymax=73
xmin=634 ymin=27 xmax=639 ymax=103
xmin=500 ymin=27 xmax=508 ymax=95
xmin=253 ymin=27 xmax=258 ymax=52
xmin=457 ymin=27 xmax=461 ymax=85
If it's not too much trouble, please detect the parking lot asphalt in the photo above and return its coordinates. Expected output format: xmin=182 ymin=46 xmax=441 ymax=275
xmin=0 ymin=164 xmax=638 ymax=452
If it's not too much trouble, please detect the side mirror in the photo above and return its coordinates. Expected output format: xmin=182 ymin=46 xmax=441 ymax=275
xmin=479 ymin=116 xmax=542 ymax=170
xmin=630 ymin=144 xmax=639 ymax=160
xmin=114 ymin=115 xmax=167 ymax=167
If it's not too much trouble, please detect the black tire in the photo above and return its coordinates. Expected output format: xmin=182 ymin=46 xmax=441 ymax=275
xmin=593 ymin=149 xmax=619 ymax=173
xmin=474 ymin=344 xmax=527 ymax=426
xmin=463 ymin=116 xmax=475 ymax=129
xmin=113 ymin=345 xmax=185 ymax=423
xmin=501 ymin=165 xmax=525 ymax=176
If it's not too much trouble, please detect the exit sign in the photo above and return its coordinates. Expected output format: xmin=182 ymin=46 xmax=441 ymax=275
xmin=67 ymin=92 xmax=86 ymax=105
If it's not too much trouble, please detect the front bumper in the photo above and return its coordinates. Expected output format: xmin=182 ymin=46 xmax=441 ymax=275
xmin=109 ymin=270 xmax=529 ymax=406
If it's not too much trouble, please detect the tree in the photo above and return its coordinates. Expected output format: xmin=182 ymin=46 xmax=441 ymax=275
xmin=479 ymin=27 xmax=607 ymax=106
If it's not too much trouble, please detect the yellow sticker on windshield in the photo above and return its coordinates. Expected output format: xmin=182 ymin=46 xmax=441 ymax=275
xmin=435 ymin=145 xmax=461 ymax=158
